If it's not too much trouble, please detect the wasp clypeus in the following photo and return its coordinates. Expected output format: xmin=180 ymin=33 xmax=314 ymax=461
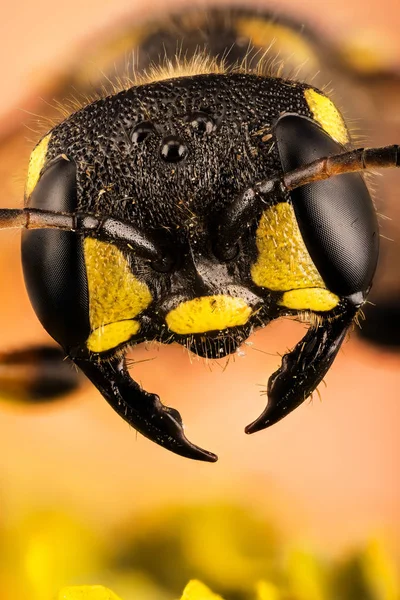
xmin=0 ymin=6 xmax=399 ymax=460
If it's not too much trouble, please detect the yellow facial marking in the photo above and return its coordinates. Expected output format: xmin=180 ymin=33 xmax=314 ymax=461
xmin=279 ymin=288 xmax=339 ymax=312
xmin=251 ymin=203 xmax=325 ymax=291
xmin=84 ymin=238 xmax=152 ymax=352
xmin=25 ymin=133 xmax=52 ymax=198
xmin=235 ymin=18 xmax=319 ymax=72
xmin=165 ymin=295 xmax=252 ymax=335
xmin=87 ymin=320 xmax=140 ymax=353
xmin=304 ymin=88 xmax=349 ymax=145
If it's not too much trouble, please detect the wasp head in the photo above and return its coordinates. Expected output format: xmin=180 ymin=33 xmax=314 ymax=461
xmin=15 ymin=72 xmax=380 ymax=460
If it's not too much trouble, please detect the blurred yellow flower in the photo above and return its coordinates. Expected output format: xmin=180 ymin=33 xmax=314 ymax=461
xmin=0 ymin=505 xmax=398 ymax=600
xmin=285 ymin=548 xmax=327 ymax=600
xmin=180 ymin=580 xmax=224 ymax=600
xmin=361 ymin=539 xmax=399 ymax=600
xmin=255 ymin=581 xmax=280 ymax=600
xmin=57 ymin=563 xmax=400 ymax=600
xmin=58 ymin=581 xmax=222 ymax=600
xmin=57 ymin=580 xmax=263 ymax=600
xmin=0 ymin=512 xmax=106 ymax=600
xmin=58 ymin=586 xmax=122 ymax=600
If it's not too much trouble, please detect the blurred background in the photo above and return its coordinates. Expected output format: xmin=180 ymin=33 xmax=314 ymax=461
xmin=0 ymin=0 xmax=399 ymax=598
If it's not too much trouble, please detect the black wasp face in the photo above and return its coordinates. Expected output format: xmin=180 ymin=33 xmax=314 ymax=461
xmin=20 ymin=73 xmax=379 ymax=461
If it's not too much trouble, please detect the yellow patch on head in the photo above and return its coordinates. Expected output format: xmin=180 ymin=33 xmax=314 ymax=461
xmin=279 ymin=288 xmax=339 ymax=312
xmin=84 ymin=238 xmax=152 ymax=352
xmin=251 ymin=203 xmax=326 ymax=292
xmin=25 ymin=133 xmax=52 ymax=198
xmin=86 ymin=320 xmax=140 ymax=353
xmin=304 ymin=88 xmax=349 ymax=145
xmin=166 ymin=295 xmax=252 ymax=335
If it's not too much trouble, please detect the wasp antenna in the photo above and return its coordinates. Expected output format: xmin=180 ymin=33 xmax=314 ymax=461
xmin=0 ymin=208 xmax=74 ymax=231
xmin=215 ymin=144 xmax=400 ymax=258
xmin=0 ymin=207 xmax=173 ymax=266
xmin=0 ymin=208 xmax=29 ymax=229
xmin=282 ymin=144 xmax=400 ymax=192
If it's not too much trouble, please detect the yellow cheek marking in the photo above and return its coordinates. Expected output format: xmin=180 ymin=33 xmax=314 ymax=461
xmin=86 ymin=320 xmax=140 ymax=353
xmin=84 ymin=238 xmax=152 ymax=351
xmin=25 ymin=133 xmax=52 ymax=198
xmin=304 ymin=88 xmax=349 ymax=145
xmin=279 ymin=288 xmax=339 ymax=311
xmin=251 ymin=203 xmax=325 ymax=291
xmin=235 ymin=18 xmax=319 ymax=72
xmin=166 ymin=295 xmax=252 ymax=335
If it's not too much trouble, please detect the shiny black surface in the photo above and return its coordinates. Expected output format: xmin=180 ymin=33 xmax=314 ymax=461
xmin=276 ymin=115 xmax=379 ymax=296
xmin=22 ymin=158 xmax=90 ymax=348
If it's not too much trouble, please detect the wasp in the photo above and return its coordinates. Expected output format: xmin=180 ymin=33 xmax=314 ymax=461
xmin=0 ymin=6 xmax=399 ymax=461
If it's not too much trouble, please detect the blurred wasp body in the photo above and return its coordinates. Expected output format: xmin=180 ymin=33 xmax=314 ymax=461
xmin=0 ymin=7 xmax=399 ymax=461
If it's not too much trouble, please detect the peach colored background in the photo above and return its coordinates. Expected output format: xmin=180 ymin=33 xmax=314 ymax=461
xmin=0 ymin=0 xmax=399 ymax=563
xmin=1 ymin=0 xmax=400 ymax=120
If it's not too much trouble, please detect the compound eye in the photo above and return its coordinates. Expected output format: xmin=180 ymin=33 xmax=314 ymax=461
xmin=22 ymin=157 xmax=90 ymax=349
xmin=275 ymin=115 xmax=379 ymax=297
xmin=187 ymin=112 xmax=216 ymax=135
